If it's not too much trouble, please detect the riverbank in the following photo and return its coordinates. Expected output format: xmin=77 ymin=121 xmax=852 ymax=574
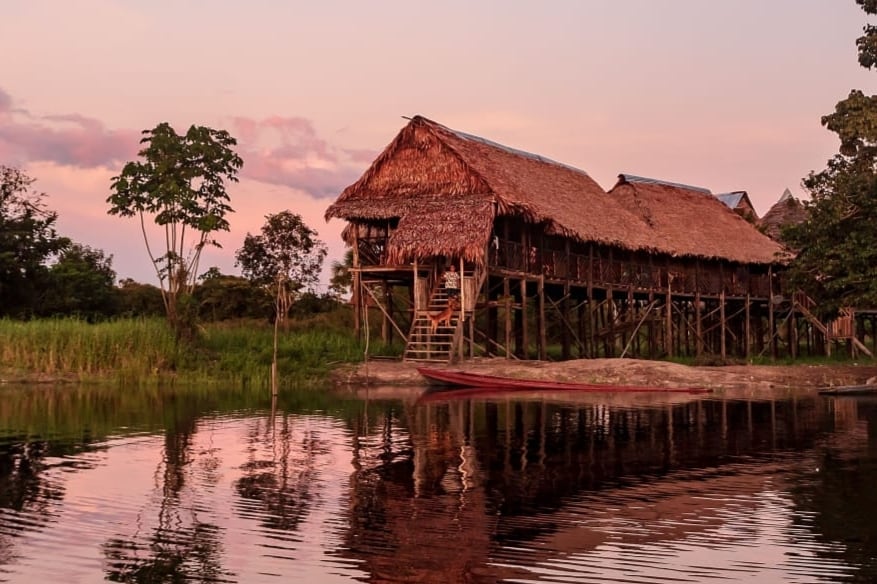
xmin=331 ymin=357 xmax=877 ymax=396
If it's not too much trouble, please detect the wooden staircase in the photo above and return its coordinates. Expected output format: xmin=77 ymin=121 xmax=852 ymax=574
xmin=403 ymin=266 xmax=485 ymax=363
xmin=792 ymin=293 xmax=873 ymax=358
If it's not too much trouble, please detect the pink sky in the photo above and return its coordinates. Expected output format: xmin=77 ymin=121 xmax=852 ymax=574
xmin=1 ymin=0 xmax=873 ymax=287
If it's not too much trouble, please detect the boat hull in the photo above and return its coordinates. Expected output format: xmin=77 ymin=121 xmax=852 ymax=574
xmin=417 ymin=367 xmax=709 ymax=394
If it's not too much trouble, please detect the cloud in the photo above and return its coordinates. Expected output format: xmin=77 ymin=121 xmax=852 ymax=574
xmin=230 ymin=115 xmax=375 ymax=198
xmin=0 ymin=87 xmax=139 ymax=169
xmin=0 ymin=87 xmax=376 ymax=201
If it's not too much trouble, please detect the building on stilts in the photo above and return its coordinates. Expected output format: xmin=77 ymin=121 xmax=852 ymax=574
xmin=324 ymin=116 xmax=873 ymax=362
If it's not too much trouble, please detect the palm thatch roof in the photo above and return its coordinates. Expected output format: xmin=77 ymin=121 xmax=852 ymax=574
xmin=759 ymin=188 xmax=808 ymax=242
xmin=609 ymin=175 xmax=786 ymax=264
xmin=325 ymin=116 xmax=654 ymax=264
xmin=325 ymin=116 xmax=786 ymax=266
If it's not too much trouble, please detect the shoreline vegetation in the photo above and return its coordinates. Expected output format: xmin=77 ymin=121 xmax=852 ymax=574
xmin=4 ymin=315 xmax=877 ymax=393
xmin=0 ymin=315 xmax=398 ymax=388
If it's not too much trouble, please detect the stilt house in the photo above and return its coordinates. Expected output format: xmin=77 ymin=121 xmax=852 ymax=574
xmin=325 ymin=116 xmax=793 ymax=362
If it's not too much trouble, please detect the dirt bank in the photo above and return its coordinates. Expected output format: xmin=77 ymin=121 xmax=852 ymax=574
xmin=331 ymin=357 xmax=877 ymax=396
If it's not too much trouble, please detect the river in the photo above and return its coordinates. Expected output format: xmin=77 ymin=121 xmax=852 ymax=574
xmin=1 ymin=382 xmax=875 ymax=583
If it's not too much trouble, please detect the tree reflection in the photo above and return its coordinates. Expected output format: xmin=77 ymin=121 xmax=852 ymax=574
xmin=234 ymin=412 xmax=326 ymax=533
xmin=790 ymin=399 xmax=877 ymax=582
xmin=103 ymin=417 xmax=232 ymax=583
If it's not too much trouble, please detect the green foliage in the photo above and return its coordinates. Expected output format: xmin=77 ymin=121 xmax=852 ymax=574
xmin=116 ymin=278 xmax=165 ymax=317
xmin=785 ymin=2 xmax=877 ymax=313
xmin=193 ymin=272 xmax=272 ymax=321
xmin=107 ymin=123 xmax=243 ymax=339
xmin=0 ymin=166 xmax=70 ymax=317
xmin=40 ymin=243 xmax=118 ymax=320
xmin=329 ymin=249 xmax=354 ymax=299
xmin=236 ymin=211 xmax=327 ymax=291
xmin=858 ymin=1 xmax=877 ymax=68
xmin=235 ymin=211 xmax=328 ymax=324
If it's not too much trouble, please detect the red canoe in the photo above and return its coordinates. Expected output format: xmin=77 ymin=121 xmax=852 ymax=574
xmin=417 ymin=367 xmax=710 ymax=394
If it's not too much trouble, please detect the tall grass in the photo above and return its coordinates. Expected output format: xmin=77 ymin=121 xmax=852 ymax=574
xmin=0 ymin=315 xmax=399 ymax=387
xmin=0 ymin=317 xmax=176 ymax=381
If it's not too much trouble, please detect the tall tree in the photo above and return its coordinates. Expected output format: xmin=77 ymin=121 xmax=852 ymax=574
xmin=235 ymin=211 xmax=328 ymax=325
xmin=0 ymin=166 xmax=70 ymax=317
xmin=785 ymin=1 xmax=877 ymax=314
xmin=107 ymin=123 xmax=243 ymax=338
xmin=236 ymin=211 xmax=327 ymax=395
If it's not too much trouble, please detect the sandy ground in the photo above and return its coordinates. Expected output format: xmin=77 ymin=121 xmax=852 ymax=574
xmin=331 ymin=357 xmax=877 ymax=399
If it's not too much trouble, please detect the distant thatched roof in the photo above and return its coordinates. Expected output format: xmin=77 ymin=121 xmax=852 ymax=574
xmin=326 ymin=117 xmax=785 ymax=266
xmin=609 ymin=175 xmax=787 ymax=264
xmin=715 ymin=191 xmax=758 ymax=221
xmin=759 ymin=188 xmax=808 ymax=242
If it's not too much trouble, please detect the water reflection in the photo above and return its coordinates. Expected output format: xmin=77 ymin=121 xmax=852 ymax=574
xmin=0 ymin=384 xmax=875 ymax=582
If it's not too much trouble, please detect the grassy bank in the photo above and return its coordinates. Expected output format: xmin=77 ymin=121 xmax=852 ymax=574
xmin=0 ymin=316 xmax=401 ymax=387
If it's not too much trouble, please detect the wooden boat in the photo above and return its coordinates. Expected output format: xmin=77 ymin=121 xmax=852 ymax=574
xmin=817 ymin=384 xmax=877 ymax=396
xmin=417 ymin=367 xmax=710 ymax=394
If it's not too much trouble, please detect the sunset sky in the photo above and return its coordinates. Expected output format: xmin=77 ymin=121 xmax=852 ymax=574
xmin=1 ymin=1 xmax=873 ymax=288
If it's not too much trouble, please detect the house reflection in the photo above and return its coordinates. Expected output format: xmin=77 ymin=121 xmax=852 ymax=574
xmin=340 ymin=393 xmax=853 ymax=582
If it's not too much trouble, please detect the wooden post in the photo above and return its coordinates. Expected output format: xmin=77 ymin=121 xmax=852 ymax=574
xmin=695 ymin=291 xmax=703 ymax=357
xmin=588 ymin=244 xmax=595 ymax=357
xmin=561 ymin=281 xmax=571 ymax=360
xmin=352 ymin=231 xmax=361 ymax=339
xmin=768 ymin=269 xmax=776 ymax=360
xmin=720 ymin=290 xmax=726 ymax=360
xmin=665 ymin=276 xmax=673 ymax=357
xmin=538 ymin=275 xmax=547 ymax=360
xmin=487 ymin=277 xmax=497 ymax=357
xmin=607 ymin=286 xmax=615 ymax=357
xmin=381 ymin=281 xmax=393 ymax=344
xmin=504 ymin=277 xmax=512 ymax=359
xmin=459 ymin=257 xmax=465 ymax=359
xmin=519 ymin=279 xmax=528 ymax=359
xmin=745 ymin=294 xmax=751 ymax=360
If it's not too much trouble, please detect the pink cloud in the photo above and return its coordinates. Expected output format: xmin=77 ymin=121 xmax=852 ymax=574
xmin=0 ymin=88 xmax=374 ymax=200
xmin=0 ymin=88 xmax=139 ymax=169
xmin=229 ymin=115 xmax=371 ymax=198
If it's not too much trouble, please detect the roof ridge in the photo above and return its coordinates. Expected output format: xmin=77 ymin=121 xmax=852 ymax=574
xmin=619 ymin=173 xmax=712 ymax=194
xmin=413 ymin=115 xmax=594 ymax=180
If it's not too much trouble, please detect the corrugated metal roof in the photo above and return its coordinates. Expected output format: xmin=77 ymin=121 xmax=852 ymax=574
xmin=618 ymin=174 xmax=712 ymax=194
xmin=716 ymin=192 xmax=746 ymax=209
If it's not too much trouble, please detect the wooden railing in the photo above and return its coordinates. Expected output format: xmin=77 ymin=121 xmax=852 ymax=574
xmin=493 ymin=239 xmax=771 ymax=298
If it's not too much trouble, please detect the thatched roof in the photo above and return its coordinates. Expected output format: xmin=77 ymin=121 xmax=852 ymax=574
xmin=325 ymin=117 xmax=786 ymax=266
xmin=609 ymin=175 xmax=786 ymax=264
xmin=759 ymin=188 xmax=808 ymax=242
xmin=716 ymin=191 xmax=758 ymax=221
xmin=325 ymin=116 xmax=653 ymax=264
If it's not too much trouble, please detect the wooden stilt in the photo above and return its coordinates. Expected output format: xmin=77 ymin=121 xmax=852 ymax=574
xmin=720 ymin=291 xmax=726 ymax=360
xmin=745 ymin=294 xmax=751 ymax=360
xmin=504 ymin=277 xmax=511 ymax=359
xmin=538 ymin=276 xmax=547 ymax=360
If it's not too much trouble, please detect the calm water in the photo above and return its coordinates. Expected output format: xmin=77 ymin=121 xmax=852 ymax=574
xmin=1 ymin=382 xmax=876 ymax=583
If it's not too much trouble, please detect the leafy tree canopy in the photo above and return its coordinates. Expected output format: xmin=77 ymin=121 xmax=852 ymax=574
xmin=107 ymin=123 xmax=243 ymax=337
xmin=235 ymin=211 xmax=327 ymax=323
xmin=41 ymin=243 xmax=117 ymax=320
xmin=0 ymin=166 xmax=70 ymax=317
xmin=784 ymin=1 xmax=877 ymax=314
